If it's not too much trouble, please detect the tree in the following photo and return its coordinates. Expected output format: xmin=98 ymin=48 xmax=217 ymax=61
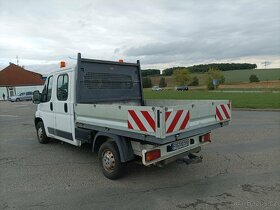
xmin=142 ymin=77 xmax=152 ymax=88
xmin=205 ymin=67 xmax=224 ymax=90
xmin=249 ymin=74 xmax=260 ymax=83
xmin=162 ymin=66 xmax=189 ymax=75
xmin=141 ymin=69 xmax=160 ymax=77
xmin=162 ymin=68 xmax=174 ymax=76
xmin=190 ymin=76 xmax=199 ymax=86
xmin=205 ymin=76 xmax=215 ymax=90
xmin=173 ymin=69 xmax=191 ymax=86
xmin=159 ymin=77 xmax=167 ymax=88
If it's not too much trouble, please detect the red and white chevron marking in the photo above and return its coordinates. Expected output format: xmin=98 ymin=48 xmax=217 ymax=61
xmin=216 ymin=103 xmax=231 ymax=121
xmin=128 ymin=110 xmax=156 ymax=133
xmin=165 ymin=110 xmax=190 ymax=133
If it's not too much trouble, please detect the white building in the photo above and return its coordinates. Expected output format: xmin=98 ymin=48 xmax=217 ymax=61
xmin=0 ymin=63 xmax=45 ymax=100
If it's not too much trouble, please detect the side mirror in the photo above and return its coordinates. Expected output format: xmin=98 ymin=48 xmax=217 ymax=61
xmin=33 ymin=90 xmax=41 ymax=104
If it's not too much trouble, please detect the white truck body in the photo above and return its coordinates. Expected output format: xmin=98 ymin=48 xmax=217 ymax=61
xmin=34 ymin=53 xmax=231 ymax=178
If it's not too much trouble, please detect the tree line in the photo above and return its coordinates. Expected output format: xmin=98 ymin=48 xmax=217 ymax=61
xmin=141 ymin=63 xmax=257 ymax=76
xmin=185 ymin=63 xmax=257 ymax=73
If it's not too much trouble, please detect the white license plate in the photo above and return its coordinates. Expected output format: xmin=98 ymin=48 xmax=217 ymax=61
xmin=169 ymin=138 xmax=190 ymax=151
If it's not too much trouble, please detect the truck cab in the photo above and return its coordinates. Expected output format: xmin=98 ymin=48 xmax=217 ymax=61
xmin=34 ymin=67 xmax=80 ymax=146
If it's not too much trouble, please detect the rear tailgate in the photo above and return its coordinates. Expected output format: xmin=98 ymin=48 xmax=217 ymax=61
xmin=129 ymin=99 xmax=231 ymax=138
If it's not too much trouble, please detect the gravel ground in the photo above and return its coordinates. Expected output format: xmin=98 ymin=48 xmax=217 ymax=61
xmin=0 ymin=101 xmax=279 ymax=210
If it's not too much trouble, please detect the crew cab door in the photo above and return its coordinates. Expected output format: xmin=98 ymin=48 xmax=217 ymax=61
xmin=53 ymin=73 xmax=73 ymax=142
xmin=38 ymin=75 xmax=55 ymax=136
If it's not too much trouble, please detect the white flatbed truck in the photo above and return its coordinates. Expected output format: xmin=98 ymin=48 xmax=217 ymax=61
xmin=33 ymin=53 xmax=231 ymax=179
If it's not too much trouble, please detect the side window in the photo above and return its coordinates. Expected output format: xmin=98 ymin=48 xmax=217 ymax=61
xmin=41 ymin=85 xmax=47 ymax=102
xmin=57 ymin=74 xmax=69 ymax=101
xmin=46 ymin=76 xmax=53 ymax=102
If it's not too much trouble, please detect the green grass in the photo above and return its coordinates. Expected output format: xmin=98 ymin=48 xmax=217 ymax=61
xmin=221 ymin=68 xmax=280 ymax=84
xmin=215 ymin=88 xmax=280 ymax=91
xmin=144 ymin=89 xmax=280 ymax=109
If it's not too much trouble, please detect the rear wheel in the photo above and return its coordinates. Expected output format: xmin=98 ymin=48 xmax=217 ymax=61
xmin=36 ymin=121 xmax=49 ymax=144
xmin=98 ymin=141 xmax=123 ymax=179
xmin=16 ymin=98 xmax=20 ymax=102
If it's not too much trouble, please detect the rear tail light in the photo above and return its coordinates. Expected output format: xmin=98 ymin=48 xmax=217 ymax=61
xmin=200 ymin=133 xmax=211 ymax=142
xmin=145 ymin=149 xmax=161 ymax=162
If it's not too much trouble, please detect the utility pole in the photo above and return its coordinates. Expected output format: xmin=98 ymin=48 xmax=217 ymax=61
xmin=262 ymin=61 xmax=271 ymax=69
xmin=16 ymin=56 xmax=19 ymax=66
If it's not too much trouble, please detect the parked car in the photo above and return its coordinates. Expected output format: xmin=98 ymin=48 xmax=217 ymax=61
xmin=176 ymin=86 xmax=189 ymax=91
xmin=152 ymin=86 xmax=163 ymax=91
xmin=9 ymin=92 xmax=33 ymax=102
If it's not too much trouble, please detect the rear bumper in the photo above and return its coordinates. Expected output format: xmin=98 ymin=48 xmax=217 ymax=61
xmin=156 ymin=146 xmax=201 ymax=166
xmin=141 ymin=136 xmax=209 ymax=166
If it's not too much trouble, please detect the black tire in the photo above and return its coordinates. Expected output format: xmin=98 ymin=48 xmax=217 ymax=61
xmin=36 ymin=121 xmax=49 ymax=144
xmin=98 ymin=141 xmax=123 ymax=180
xmin=16 ymin=98 xmax=20 ymax=102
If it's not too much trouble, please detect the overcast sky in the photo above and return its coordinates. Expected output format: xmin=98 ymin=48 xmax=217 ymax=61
xmin=0 ymin=0 xmax=279 ymax=74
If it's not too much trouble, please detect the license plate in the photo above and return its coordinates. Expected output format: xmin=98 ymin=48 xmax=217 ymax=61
xmin=168 ymin=138 xmax=190 ymax=151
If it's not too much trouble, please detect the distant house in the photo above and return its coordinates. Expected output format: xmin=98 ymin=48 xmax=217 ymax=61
xmin=0 ymin=63 xmax=45 ymax=100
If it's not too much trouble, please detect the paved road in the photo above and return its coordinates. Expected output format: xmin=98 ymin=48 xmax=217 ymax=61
xmin=0 ymin=101 xmax=279 ymax=210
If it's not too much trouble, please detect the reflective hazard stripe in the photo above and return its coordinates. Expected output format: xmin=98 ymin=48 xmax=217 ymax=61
xmin=165 ymin=110 xmax=190 ymax=133
xmin=128 ymin=110 xmax=156 ymax=133
xmin=216 ymin=104 xmax=231 ymax=121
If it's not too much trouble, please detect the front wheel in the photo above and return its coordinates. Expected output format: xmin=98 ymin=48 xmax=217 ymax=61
xmin=98 ymin=141 xmax=123 ymax=179
xmin=16 ymin=98 xmax=20 ymax=102
xmin=36 ymin=121 xmax=49 ymax=144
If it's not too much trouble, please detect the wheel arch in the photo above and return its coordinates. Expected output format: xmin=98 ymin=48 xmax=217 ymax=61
xmin=34 ymin=117 xmax=43 ymax=127
xmin=93 ymin=132 xmax=134 ymax=163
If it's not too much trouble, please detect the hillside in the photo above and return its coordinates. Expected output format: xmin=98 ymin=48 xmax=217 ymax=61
xmin=150 ymin=68 xmax=280 ymax=87
xmin=221 ymin=68 xmax=280 ymax=84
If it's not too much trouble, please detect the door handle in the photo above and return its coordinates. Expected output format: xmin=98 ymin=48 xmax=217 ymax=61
xmin=50 ymin=102 xmax=53 ymax=111
xmin=64 ymin=103 xmax=68 ymax=113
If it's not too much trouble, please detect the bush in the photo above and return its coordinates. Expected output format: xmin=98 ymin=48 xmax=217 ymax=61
xmin=159 ymin=77 xmax=167 ymax=88
xmin=190 ymin=76 xmax=199 ymax=86
xmin=249 ymin=74 xmax=260 ymax=83
xmin=142 ymin=77 xmax=152 ymax=88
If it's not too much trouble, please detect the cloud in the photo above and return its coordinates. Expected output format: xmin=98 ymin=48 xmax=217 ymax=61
xmin=0 ymin=0 xmax=279 ymax=73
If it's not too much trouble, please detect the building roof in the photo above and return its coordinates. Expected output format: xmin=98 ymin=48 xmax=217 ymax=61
xmin=0 ymin=63 xmax=45 ymax=86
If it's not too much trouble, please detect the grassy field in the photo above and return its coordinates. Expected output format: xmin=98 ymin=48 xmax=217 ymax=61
xmin=144 ymin=89 xmax=280 ymax=109
xmin=150 ymin=68 xmax=280 ymax=86
xmin=219 ymin=80 xmax=280 ymax=90
xmin=221 ymin=68 xmax=280 ymax=84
